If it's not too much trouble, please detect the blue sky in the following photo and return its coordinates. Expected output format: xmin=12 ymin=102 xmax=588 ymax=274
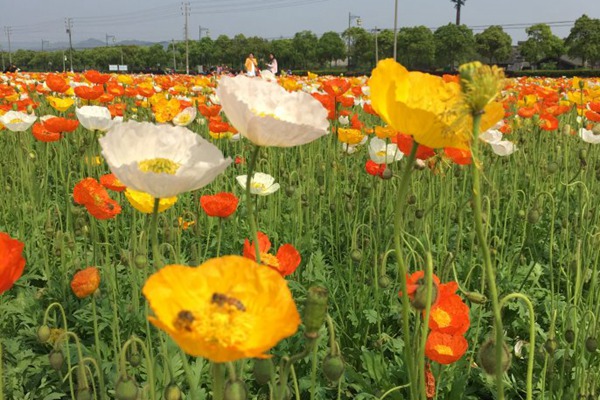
xmin=2 ymin=0 xmax=599 ymax=47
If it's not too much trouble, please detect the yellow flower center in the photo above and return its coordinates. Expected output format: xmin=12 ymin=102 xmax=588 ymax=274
xmin=138 ymin=158 xmax=181 ymax=175
xmin=376 ymin=150 xmax=387 ymax=157
xmin=177 ymin=114 xmax=192 ymax=124
xmin=251 ymin=182 xmax=267 ymax=192
xmin=434 ymin=344 xmax=454 ymax=356
xmin=431 ymin=308 xmax=451 ymax=328
xmin=9 ymin=118 xmax=23 ymax=124
xmin=260 ymin=253 xmax=279 ymax=268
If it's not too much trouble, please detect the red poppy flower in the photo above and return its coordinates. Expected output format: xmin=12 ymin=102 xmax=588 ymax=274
xmin=517 ymin=106 xmax=538 ymax=118
xmin=74 ymin=85 xmax=104 ymax=100
xmin=243 ymin=232 xmax=301 ymax=277
xmin=393 ymin=134 xmax=435 ymax=160
xmin=32 ymin=122 xmax=61 ymax=142
xmin=73 ymin=178 xmax=121 ymax=220
xmin=0 ymin=232 xmax=26 ymax=294
xmin=365 ymin=160 xmax=386 ymax=177
xmin=444 ymin=148 xmax=472 ymax=165
xmin=99 ymin=173 xmax=126 ymax=192
xmin=350 ymin=113 xmax=363 ymax=130
xmin=235 ymin=156 xmax=245 ymax=165
xmin=363 ymin=103 xmax=378 ymax=116
xmin=425 ymin=331 xmax=468 ymax=365
xmin=338 ymin=96 xmax=355 ymax=108
xmin=107 ymin=83 xmax=125 ymax=97
xmin=84 ymin=70 xmax=111 ymax=85
xmin=585 ymin=110 xmax=600 ymax=123
xmin=200 ymin=192 xmax=239 ymax=218
xmin=322 ymin=78 xmax=351 ymax=99
xmin=208 ymin=120 xmax=231 ymax=134
xmin=46 ymin=74 xmax=70 ymax=93
xmin=311 ymin=93 xmax=335 ymax=120
xmin=43 ymin=117 xmax=79 ymax=134
xmin=199 ymin=104 xmax=222 ymax=118
xmin=589 ymin=101 xmax=600 ymax=113
xmin=70 ymin=267 xmax=100 ymax=298
xmin=429 ymin=288 xmax=470 ymax=335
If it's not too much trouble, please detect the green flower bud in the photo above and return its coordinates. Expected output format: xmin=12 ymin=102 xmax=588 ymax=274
xmin=115 ymin=375 xmax=139 ymax=400
xmin=134 ymin=254 xmax=147 ymax=269
xmin=527 ymin=209 xmax=540 ymax=224
xmin=253 ymin=358 xmax=273 ymax=385
xmin=322 ymin=354 xmax=345 ymax=382
xmin=49 ymin=349 xmax=65 ymax=371
xmin=37 ymin=325 xmax=51 ymax=343
xmin=164 ymin=383 xmax=183 ymax=400
xmin=76 ymin=387 xmax=93 ymax=400
xmin=544 ymin=338 xmax=558 ymax=355
xmin=564 ymin=329 xmax=575 ymax=344
xmin=381 ymin=167 xmax=393 ymax=180
xmin=464 ymin=291 xmax=487 ymax=304
xmin=410 ymin=282 xmax=438 ymax=311
xmin=303 ymin=286 xmax=328 ymax=339
xmin=378 ymin=275 xmax=391 ymax=289
xmin=224 ymin=380 xmax=247 ymax=400
xmin=478 ymin=339 xmax=511 ymax=375
xmin=350 ymin=249 xmax=362 ymax=262
xmin=585 ymin=337 xmax=598 ymax=353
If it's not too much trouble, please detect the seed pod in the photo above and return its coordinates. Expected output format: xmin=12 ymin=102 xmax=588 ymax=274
xmin=407 ymin=194 xmax=417 ymax=205
xmin=415 ymin=209 xmax=424 ymax=219
xmin=303 ymin=286 xmax=328 ymax=339
xmin=478 ymin=338 xmax=512 ymax=375
xmin=49 ymin=349 xmax=65 ymax=371
xmin=115 ymin=375 xmax=139 ymax=400
xmin=224 ymin=379 xmax=247 ymax=400
xmin=164 ymin=383 xmax=182 ymax=400
xmin=251 ymin=358 xmax=273 ymax=385
xmin=322 ymin=354 xmax=345 ymax=382
xmin=37 ymin=325 xmax=51 ymax=343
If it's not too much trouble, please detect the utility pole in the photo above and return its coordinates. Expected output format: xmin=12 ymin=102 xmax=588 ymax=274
xmin=0 ymin=44 xmax=5 ymax=71
xmin=4 ymin=26 xmax=12 ymax=64
xmin=171 ymin=39 xmax=177 ymax=71
xmin=372 ymin=27 xmax=381 ymax=65
xmin=41 ymin=39 xmax=49 ymax=52
xmin=182 ymin=2 xmax=190 ymax=74
xmin=347 ymin=13 xmax=361 ymax=69
xmin=65 ymin=17 xmax=74 ymax=71
xmin=393 ymin=0 xmax=398 ymax=61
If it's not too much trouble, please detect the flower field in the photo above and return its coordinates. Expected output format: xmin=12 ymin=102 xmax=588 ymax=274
xmin=1 ymin=62 xmax=600 ymax=400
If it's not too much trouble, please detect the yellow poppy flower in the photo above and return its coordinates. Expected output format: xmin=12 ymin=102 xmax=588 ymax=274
xmin=369 ymin=59 xmax=503 ymax=150
xmin=46 ymin=96 xmax=75 ymax=112
xmin=142 ymin=256 xmax=301 ymax=362
xmin=117 ymin=75 xmax=134 ymax=85
xmin=338 ymin=128 xmax=365 ymax=145
xmin=124 ymin=188 xmax=177 ymax=213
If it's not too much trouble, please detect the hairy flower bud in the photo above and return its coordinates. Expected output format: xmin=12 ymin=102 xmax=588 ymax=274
xmin=224 ymin=379 xmax=247 ymax=400
xmin=303 ymin=286 xmax=328 ymax=339
xmin=37 ymin=325 xmax=51 ymax=343
xmin=478 ymin=338 xmax=511 ymax=375
xmin=459 ymin=61 xmax=505 ymax=114
xmin=115 ymin=375 xmax=139 ymax=400
xmin=253 ymin=358 xmax=273 ymax=385
xmin=322 ymin=354 xmax=345 ymax=382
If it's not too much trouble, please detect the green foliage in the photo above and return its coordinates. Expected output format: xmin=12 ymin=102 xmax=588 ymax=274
xmin=317 ymin=31 xmax=346 ymax=68
xmin=566 ymin=14 xmax=600 ymax=67
xmin=518 ymin=23 xmax=565 ymax=67
xmin=396 ymin=26 xmax=436 ymax=69
xmin=475 ymin=25 xmax=513 ymax=63
xmin=434 ymin=23 xmax=476 ymax=69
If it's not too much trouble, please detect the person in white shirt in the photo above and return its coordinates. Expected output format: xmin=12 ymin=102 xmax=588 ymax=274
xmin=266 ymin=53 xmax=278 ymax=75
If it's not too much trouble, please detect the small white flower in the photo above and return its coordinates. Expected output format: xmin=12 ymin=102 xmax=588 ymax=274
xmin=479 ymin=128 xmax=517 ymax=156
xmin=579 ymin=127 xmax=600 ymax=144
xmin=368 ymin=137 xmax=403 ymax=164
xmin=172 ymin=106 xmax=197 ymax=127
xmin=236 ymin=172 xmax=280 ymax=196
xmin=259 ymin=70 xmax=277 ymax=83
xmin=0 ymin=111 xmax=37 ymax=132
xmin=76 ymin=106 xmax=115 ymax=131
xmin=338 ymin=115 xmax=349 ymax=126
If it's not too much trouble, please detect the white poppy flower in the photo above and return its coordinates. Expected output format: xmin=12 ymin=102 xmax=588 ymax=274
xmin=76 ymin=106 xmax=115 ymax=131
xmin=99 ymin=121 xmax=232 ymax=198
xmin=368 ymin=137 xmax=403 ymax=164
xmin=216 ymin=75 xmax=329 ymax=147
xmin=479 ymin=129 xmax=503 ymax=144
xmin=579 ymin=127 xmax=600 ymax=144
xmin=236 ymin=172 xmax=280 ymax=196
xmin=172 ymin=106 xmax=197 ymax=127
xmin=489 ymin=141 xmax=517 ymax=156
xmin=0 ymin=111 xmax=37 ymax=132
xmin=338 ymin=115 xmax=349 ymax=126
xmin=260 ymin=70 xmax=277 ymax=83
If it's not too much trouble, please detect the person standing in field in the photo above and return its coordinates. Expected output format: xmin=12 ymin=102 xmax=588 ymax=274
xmin=245 ymin=53 xmax=258 ymax=77
xmin=266 ymin=53 xmax=278 ymax=75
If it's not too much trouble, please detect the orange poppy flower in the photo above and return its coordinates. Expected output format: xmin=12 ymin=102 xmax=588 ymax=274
xmin=444 ymin=148 xmax=472 ymax=165
xmin=322 ymin=78 xmax=351 ymax=99
xmin=43 ymin=117 xmax=79 ymax=134
xmin=70 ymin=266 xmax=100 ymax=299
xmin=137 ymin=86 xmax=155 ymax=98
xmin=0 ymin=232 xmax=26 ymax=294
xmin=585 ymin=110 xmax=600 ymax=123
xmin=517 ymin=105 xmax=538 ymax=118
xmin=124 ymin=87 xmax=138 ymax=97
xmin=539 ymin=114 xmax=559 ymax=131
xmin=243 ymin=232 xmax=301 ymax=277
xmin=73 ymin=178 xmax=121 ymax=220
xmin=46 ymin=74 xmax=70 ymax=93
xmin=108 ymin=103 xmax=126 ymax=117
xmin=365 ymin=160 xmax=386 ymax=177
xmin=350 ymin=113 xmax=363 ymax=130
xmin=107 ymin=83 xmax=125 ymax=97
xmin=208 ymin=120 xmax=231 ymax=134
xmin=74 ymin=85 xmax=104 ymax=100
xmin=429 ymin=283 xmax=470 ymax=335
xmin=198 ymin=104 xmax=222 ymax=118
xmin=32 ymin=122 xmax=61 ymax=142
xmin=425 ymin=331 xmax=468 ymax=365
xmin=84 ymin=70 xmax=111 ymax=85
xmin=425 ymin=363 xmax=436 ymax=399
xmin=393 ymin=134 xmax=435 ymax=160
xmin=401 ymin=270 xmax=441 ymax=309
xmin=200 ymin=192 xmax=239 ymax=218
xmin=338 ymin=96 xmax=355 ymax=108
xmin=363 ymin=103 xmax=378 ymax=116
xmin=311 ymin=93 xmax=335 ymax=120
xmin=99 ymin=173 xmax=126 ymax=192
xmin=589 ymin=101 xmax=600 ymax=113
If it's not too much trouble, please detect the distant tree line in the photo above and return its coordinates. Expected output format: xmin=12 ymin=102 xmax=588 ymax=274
xmin=4 ymin=14 xmax=600 ymax=73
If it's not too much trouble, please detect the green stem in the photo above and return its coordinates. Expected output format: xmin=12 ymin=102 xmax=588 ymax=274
xmin=0 ymin=340 xmax=4 ymax=400
xmin=500 ymin=293 xmax=535 ymax=400
xmin=470 ymin=111 xmax=505 ymax=399
xmin=180 ymin=350 xmax=200 ymax=400
xmin=212 ymin=362 xmax=225 ymax=400
xmin=245 ymin=145 xmax=262 ymax=264
xmin=393 ymin=141 xmax=419 ymax=400
xmin=119 ymin=336 xmax=156 ymax=400
xmin=90 ymin=298 xmax=107 ymax=400
xmin=216 ymin=218 xmax=223 ymax=257
xmin=151 ymin=197 xmax=162 ymax=268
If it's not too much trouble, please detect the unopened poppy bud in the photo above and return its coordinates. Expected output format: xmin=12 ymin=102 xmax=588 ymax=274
xmin=224 ymin=379 xmax=247 ymax=400
xmin=164 ymin=383 xmax=182 ymax=400
xmin=128 ymin=351 xmax=141 ymax=367
xmin=49 ymin=349 xmax=65 ymax=371
xmin=585 ymin=337 xmax=598 ymax=353
xmin=322 ymin=354 xmax=345 ymax=382
xmin=134 ymin=254 xmax=147 ymax=269
xmin=350 ymin=249 xmax=362 ymax=262
xmin=465 ymin=291 xmax=487 ymax=304
xmin=303 ymin=286 xmax=328 ymax=339
xmin=458 ymin=61 xmax=504 ymax=113
xmin=115 ymin=375 xmax=138 ymax=400
xmin=76 ymin=387 xmax=93 ymax=400
xmin=253 ymin=358 xmax=273 ymax=385
xmin=378 ymin=275 xmax=391 ymax=289
xmin=285 ymin=186 xmax=295 ymax=197
xmin=381 ymin=167 xmax=393 ymax=180
xmin=411 ymin=283 xmax=438 ymax=311
xmin=544 ymin=338 xmax=558 ymax=355
xmin=478 ymin=338 xmax=511 ymax=375
xmin=38 ymin=324 xmax=51 ymax=343
xmin=564 ymin=329 xmax=575 ymax=344
xmin=527 ymin=209 xmax=540 ymax=224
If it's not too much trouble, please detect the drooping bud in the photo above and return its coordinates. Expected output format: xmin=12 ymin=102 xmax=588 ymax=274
xmin=544 ymin=338 xmax=558 ymax=355
xmin=378 ymin=275 xmax=391 ymax=289
xmin=224 ymin=379 xmax=247 ymax=400
xmin=585 ymin=337 xmax=598 ymax=353
xmin=564 ymin=329 xmax=575 ymax=344
xmin=478 ymin=338 xmax=512 ymax=375
xmin=76 ymin=387 xmax=93 ymax=400
xmin=253 ymin=358 xmax=273 ymax=385
xmin=49 ymin=349 xmax=65 ymax=371
xmin=303 ymin=286 xmax=329 ymax=339
xmin=322 ymin=354 xmax=345 ymax=382
xmin=464 ymin=291 xmax=487 ymax=304
xmin=115 ymin=375 xmax=139 ymax=400
xmin=164 ymin=383 xmax=183 ymax=400
xmin=410 ymin=282 xmax=438 ymax=311
xmin=38 ymin=325 xmax=51 ymax=343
